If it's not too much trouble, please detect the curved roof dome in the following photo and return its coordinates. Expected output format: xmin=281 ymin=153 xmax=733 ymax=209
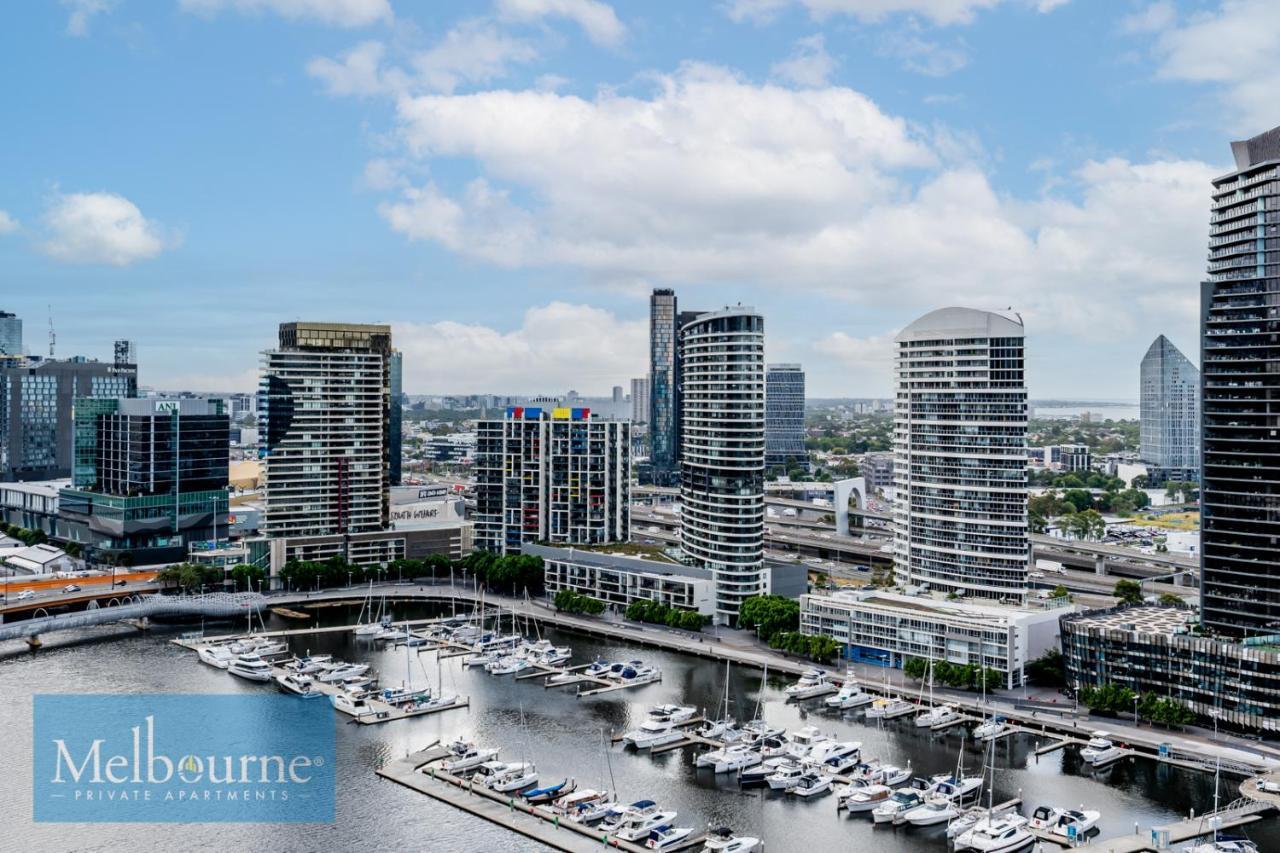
xmin=895 ymin=307 xmax=1024 ymax=343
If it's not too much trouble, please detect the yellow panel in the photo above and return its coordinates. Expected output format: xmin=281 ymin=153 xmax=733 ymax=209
xmin=552 ymin=407 xmax=571 ymax=419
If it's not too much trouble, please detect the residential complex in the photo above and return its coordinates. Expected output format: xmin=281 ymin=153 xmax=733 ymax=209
xmin=800 ymin=589 xmax=1062 ymax=689
xmin=58 ymin=397 xmax=230 ymax=564
xmin=764 ymin=363 xmax=808 ymax=470
xmin=527 ymin=542 xmax=715 ymax=617
xmin=1200 ymin=125 xmax=1280 ymax=637
xmin=630 ymin=376 xmax=649 ymax=426
xmin=258 ymin=322 xmax=393 ymax=539
xmin=678 ymin=306 xmax=767 ymax=623
xmin=474 ymin=406 xmax=630 ymax=555
xmin=648 ymin=288 xmax=680 ymax=486
xmin=389 ymin=349 xmax=403 ymax=486
xmin=1139 ymin=334 xmax=1200 ymax=484
xmin=1061 ymin=605 xmax=1279 ymax=735
xmin=892 ymin=307 xmax=1029 ymax=601
xmin=0 ymin=311 xmax=21 ymax=356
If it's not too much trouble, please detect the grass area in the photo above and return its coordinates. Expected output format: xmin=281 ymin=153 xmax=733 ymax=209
xmin=1136 ymin=511 xmax=1200 ymax=531
xmin=574 ymin=542 xmax=679 ymax=563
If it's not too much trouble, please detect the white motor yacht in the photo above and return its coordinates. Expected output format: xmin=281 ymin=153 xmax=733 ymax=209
xmin=840 ymin=783 xmax=893 ymax=813
xmin=1030 ymin=805 xmax=1101 ymax=839
xmin=1079 ymin=731 xmax=1115 ymax=762
xmin=486 ymin=655 xmax=531 ymax=676
xmin=903 ymin=797 xmax=961 ymax=826
xmin=197 ymin=646 xmax=234 ymax=669
xmin=739 ymin=718 xmax=784 ymax=743
xmin=766 ymin=762 xmax=807 ymax=791
xmin=916 ymin=703 xmax=963 ymax=728
xmin=522 ymin=639 xmax=572 ymax=667
xmin=228 ymin=653 xmax=273 ymax=682
xmin=648 ymin=704 xmax=698 ymax=724
xmin=865 ymin=696 xmax=916 ymax=719
xmin=1182 ymin=840 xmax=1260 ymax=853
xmin=318 ymin=663 xmax=370 ymax=683
xmin=466 ymin=651 xmax=500 ymax=669
xmin=784 ymin=668 xmax=835 ymax=700
xmin=701 ymin=827 xmax=761 ymax=853
xmin=932 ymin=775 xmax=984 ymax=804
xmin=287 ymin=654 xmax=333 ymax=674
xmin=791 ymin=772 xmax=832 ymax=798
xmin=646 ymin=825 xmax=695 ymax=851
xmin=696 ymin=744 xmax=761 ymax=774
xmin=488 ymin=762 xmax=539 ymax=793
xmin=622 ymin=718 xmax=685 ymax=750
xmin=274 ymin=672 xmax=322 ymax=698
xmin=738 ymin=756 xmax=791 ymax=787
xmin=609 ymin=661 xmax=662 ymax=686
xmin=810 ymin=740 xmax=861 ymax=774
xmin=330 ymin=689 xmax=375 ymax=718
xmin=698 ymin=717 xmax=739 ymax=741
xmin=873 ymin=788 xmax=925 ymax=825
xmin=600 ymin=799 xmax=658 ymax=832
xmin=956 ymin=813 xmax=1034 ymax=852
xmin=609 ymin=807 xmax=678 ymax=842
xmin=826 ymin=678 xmax=874 ymax=710
xmin=441 ymin=739 xmax=499 ymax=773
xmin=1089 ymin=745 xmax=1127 ymax=768
xmin=763 ymin=725 xmax=830 ymax=760
xmin=548 ymin=788 xmax=614 ymax=823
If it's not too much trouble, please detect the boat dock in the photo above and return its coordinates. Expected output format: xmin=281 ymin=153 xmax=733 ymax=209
xmin=1031 ymin=796 xmax=1275 ymax=852
xmin=377 ymin=745 xmax=706 ymax=853
xmin=267 ymin=658 xmax=469 ymax=725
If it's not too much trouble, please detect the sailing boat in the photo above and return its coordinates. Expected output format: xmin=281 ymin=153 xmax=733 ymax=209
xmin=353 ymin=582 xmax=382 ymax=636
xmin=698 ymin=661 xmax=739 ymax=740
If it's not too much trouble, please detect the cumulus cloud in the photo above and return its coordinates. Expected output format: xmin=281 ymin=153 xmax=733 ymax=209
xmin=877 ymin=26 xmax=969 ymax=76
xmin=61 ymin=0 xmax=114 ymax=36
xmin=724 ymin=0 xmax=1062 ymax=27
xmin=180 ymin=0 xmax=392 ymax=28
xmin=0 ymin=211 xmax=18 ymax=234
xmin=770 ymin=34 xmax=837 ymax=87
xmin=496 ymin=0 xmax=626 ymax=47
xmin=392 ymin=302 xmax=645 ymax=393
xmin=39 ymin=191 xmax=175 ymax=266
xmin=368 ymin=62 xmax=1216 ymax=343
xmin=815 ymin=330 xmax=898 ymax=372
xmin=1138 ymin=0 xmax=1280 ymax=132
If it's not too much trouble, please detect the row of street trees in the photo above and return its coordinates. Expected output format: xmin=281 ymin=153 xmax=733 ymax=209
xmin=1077 ymin=683 xmax=1195 ymax=726
xmin=903 ymin=657 xmax=1003 ymax=692
xmin=624 ymin=598 xmax=706 ymax=631
xmin=552 ymin=589 xmax=605 ymax=615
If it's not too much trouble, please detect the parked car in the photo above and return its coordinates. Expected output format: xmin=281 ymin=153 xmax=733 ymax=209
xmin=62 ymin=584 xmax=81 ymax=593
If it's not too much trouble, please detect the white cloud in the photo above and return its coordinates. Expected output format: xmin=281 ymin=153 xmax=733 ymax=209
xmin=392 ymin=302 xmax=645 ymax=393
xmin=1119 ymin=1 xmax=1174 ymax=34
xmin=179 ymin=0 xmax=392 ymax=28
xmin=370 ymin=63 xmax=1216 ymax=345
xmin=61 ymin=0 xmax=114 ymax=36
xmin=1140 ymin=0 xmax=1280 ymax=132
xmin=770 ymin=34 xmax=837 ymax=87
xmin=878 ymin=26 xmax=968 ymax=76
xmin=0 ymin=211 xmax=18 ymax=234
xmin=724 ymin=0 xmax=1063 ymax=27
xmin=814 ymin=330 xmax=898 ymax=372
xmin=496 ymin=0 xmax=626 ymax=47
xmin=39 ymin=191 xmax=174 ymax=266
xmin=308 ymin=22 xmax=537 ymax=97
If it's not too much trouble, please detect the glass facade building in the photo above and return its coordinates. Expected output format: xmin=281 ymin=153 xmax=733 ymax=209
xmin=389 ymin=349 xmax=403 ymax=486
xmin=679 ymin=307 xmax=767 ymax=623
xmin=649 ymin=289 xmax=679 ymax=485
xmin=1200 ymin=126 xmax=1280 ymax=637
xmin=765 ymin=363 xmax=808 ymax=470
xmin=1139 ymin=335 xmax=1200 ymax=483
xmin=0 ymin=311 xmax=20 ymax=356
xmin=893 ymin=307 xmax=1028 ymax=601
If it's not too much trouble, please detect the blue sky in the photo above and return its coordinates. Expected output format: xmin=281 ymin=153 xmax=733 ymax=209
xmin=0 ymin=0 xmax=1273 ymax=398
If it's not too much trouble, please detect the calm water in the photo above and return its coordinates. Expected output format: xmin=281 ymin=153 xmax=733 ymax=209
xmin=2 ymin=602 xmax=1275 ymax=853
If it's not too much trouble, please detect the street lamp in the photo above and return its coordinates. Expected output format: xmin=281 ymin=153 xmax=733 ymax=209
xmin=1134 ymin=694 xmax=1140 ymax=727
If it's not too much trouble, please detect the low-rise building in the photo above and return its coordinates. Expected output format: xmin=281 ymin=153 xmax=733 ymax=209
xmin=3 ymin=542 xmax=73 ymax=575
xmin=0 ymin=479 xmax=65 ymax=537
xmin=800 ymin=589 xmax=1064 ymax=688
xmin=1060 ymin=605 xmax=1280 ymax=734
xmin=249 ymin=521 xmax=474 ymax=577
xmin=526 ymin=542 xmax=715 ymax=616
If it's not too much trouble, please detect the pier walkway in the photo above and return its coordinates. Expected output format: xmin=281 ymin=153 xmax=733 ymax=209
xmin=0 ymin=592 xmax=265 ymax=645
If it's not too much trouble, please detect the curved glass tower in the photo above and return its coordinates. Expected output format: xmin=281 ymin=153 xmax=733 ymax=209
xmin=892 ymin=307 xmax=1028 ymax=601
xmin=678 ymin=307 xmax=766 ymax=624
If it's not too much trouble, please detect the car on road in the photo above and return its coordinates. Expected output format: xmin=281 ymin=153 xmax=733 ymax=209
xmin=15 ymin=589 xmax=36 ymax=601
xmin=1030 ymin=571 xmax=1045 ymax=578
xmin=62 ymin=584 xmax=81 ymax=593
xmin=114 ymin=579 xmax=128 ymax=587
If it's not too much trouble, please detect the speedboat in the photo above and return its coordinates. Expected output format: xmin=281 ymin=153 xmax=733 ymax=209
xmin=487 ymin=762 xmax=539 ymax=793
xmin=522 ymin=639 xmax=572 ymax=666
xmin=523 ymin=778 xmax=577 ymax=804
xmin=701 ymin=827 xmax=762 ymax=852
xmin=932 ymin=775 xmax=984 ymax=804
xmin=646 ymin=824 xmax=695 ymax=851
xmin=441 ymin=743 xmax=499 ymax=773
xmin=609 ymin=806 xmax=679 ymax=842
xmin=865 ymin=697 xmax=916 ymax=719
xmin=1030 ymin=806 xmax=1100 ymax=839
xmin=286 ymin=654 xmax=333 ymax=674
xmin=790 ymin=772 xmax=832 ymax=798
xmin=766 ymin=762 xmax=807 ymax=791
xmin=600 ymin=799 xmax=658 ymax=833
xmin=785 ymin=668 xmax=834 ymax=700
xmin=609 ymin=661 xmax=662 ymax=686
xmin=648 ymin=704 xmax=697 ymax=724
xmin=839 ymin=783 xmax=893 ymax=813
xmin=550 ymin=788 xmax=614 ymax=823
xmin=696 ymin=744 xmax=761 ymax=774
xmin=274 ymin=672 xmax=322 ymax=698
xmin=739 ymin=756 xmax=791 ymax=787
xmin=1089 ymin=745 xmax=1127 ymax=768
xmin=903 ymin=797 xmax=961 ymax=826
xmin=1079 ymin=731 xmax=1114 ymax=762
xmin=846 ymin=758 xmax=910 ymax=787
xmin=197 ymin=645 xmax=234 ymax=669
xmin=228 ymin=653 xmax=273 ymax=682
xmin=622 ymin=718 xmax=685 ymax=750
xmin=872 ymin=788 xmax=925 ymax=824
xmin=916 ymin=703 xmax=963 ymax=728
xmin=826 ymin=679 xmax=873 ymax=710
xmin=330 ymin=689 xmax=375 ymax=718
xmin=811 ymin=740 xmax=862 ymax=774
xmin=581 ymin=657 xmax=612 ymax=678
xmin=956 ymin=813 xmax=1034 ymax=852
xmin=318 ymin=663 xmax=370 ymax=683
xmin=973 ymin=716 xmax=1008 ymax=740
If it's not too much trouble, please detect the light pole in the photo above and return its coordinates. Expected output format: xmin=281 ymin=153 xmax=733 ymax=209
xmin=1134 ymin=693 xmax=1140 ymax=727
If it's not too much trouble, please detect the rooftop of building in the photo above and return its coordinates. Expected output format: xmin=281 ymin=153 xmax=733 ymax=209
xmin=1062 ymin=604 xmax=1196 ymax=635
xmin=807 ymin=587 xmax=1065 ymax=624
xmin=0 ymin=479 xmax=70 ymax=498
xmin=896 ymin=306 xmax=1025 ymax=343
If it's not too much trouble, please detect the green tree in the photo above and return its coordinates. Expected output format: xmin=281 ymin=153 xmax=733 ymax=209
xmin=1025 ymin=649 xmax=1066 ymax=688
xmin=738 ymin=595 xmax=800 ymax=643
xmin=229 ymin=563 xmax=267 ymax=592
xmin=1114 ymin=579 xmax=1144 ymax=606
xmin=1157 ymin=592 xmax=1184 ymax=606
xmin=903 ymin=657 xmax=928 ymax=680
xmin=1049 ymin=584 xmax=1071 ymax=601
xmin=1062 ymin=488 xmax=1094 ymax=513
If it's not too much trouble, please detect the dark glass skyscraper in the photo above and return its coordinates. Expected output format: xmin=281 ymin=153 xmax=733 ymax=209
xmin=389 ymin=349 xmax=403 ymax=486
xmin=1200 ymin=125 xmax=1280 ymax=637
xmin=649 ymin=289 xmax=679 ymax=485
xmin=765 ymin=363 xmax=808 ymax=470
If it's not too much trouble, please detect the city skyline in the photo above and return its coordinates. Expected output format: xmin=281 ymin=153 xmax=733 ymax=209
xmin=0 ymin=1 xmax=1257 ymax=399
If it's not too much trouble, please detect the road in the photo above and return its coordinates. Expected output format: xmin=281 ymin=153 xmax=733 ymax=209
xmin=0 ymin=571 xmax=160 ymax=615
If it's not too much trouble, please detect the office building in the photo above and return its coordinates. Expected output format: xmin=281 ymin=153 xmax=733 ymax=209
xmin=612 ymin=385 xmax=624 ymax=404
xmin=474 ymin=406 xmax=630 ymax=555
xmin=59 ymin=397 xmax=230 ymax=565
xmin=862 ymin=452 xmax=894 ymax=490
xmin=630 ymin=376 xmax=649 ymax=426
xmin=679 ymin=307 xmax=767 ymax=624
xmin=1201 ymin=125 xmax=1280 ymax=637
xmin=801 ymin=589 xmax=1062 ymax=689
xmin=1057 ymin=444 xmax=1091 ymax=473
xmin=1139 ymin=335 xmax=1200 ymax=484
xmin=893 ymin=307 xmax=1028 ymax=601
xmin=527 ymin=542 xmax=715 ymax=617
xmin=649 ymin=289 xmax=680 ymax=485
xmin=259 ymin=322 xmax=392 ymax=539
xmin=0 ymin=311 xmax=22 ymax=356
xmin=765 ymin=363 xmax=808 ymax=470
xmin=0 ymin=356 xmax=138 ymax=482
xmin=389 ymin=349 xmax=403 ymax=486
xmin=1061 ymin=605 xmax=1280 ymax=734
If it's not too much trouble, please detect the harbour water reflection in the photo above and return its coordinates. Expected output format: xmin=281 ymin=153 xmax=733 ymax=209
xmin=1 ymin=601 xmax=1274 ymax=853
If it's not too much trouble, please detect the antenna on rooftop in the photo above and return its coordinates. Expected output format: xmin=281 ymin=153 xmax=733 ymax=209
xmin=47 ymin=305 xmax=55 ymax=358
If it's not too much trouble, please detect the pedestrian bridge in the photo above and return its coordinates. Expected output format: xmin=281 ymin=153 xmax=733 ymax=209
xmin=0 ymin=593 xmax=266 ymax=644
